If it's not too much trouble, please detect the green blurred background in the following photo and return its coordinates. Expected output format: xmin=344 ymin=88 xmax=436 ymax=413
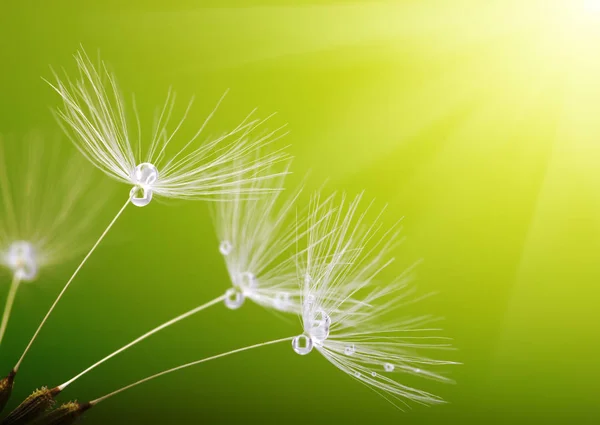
xmin=1 ymin=0 xmax=599 ymax=423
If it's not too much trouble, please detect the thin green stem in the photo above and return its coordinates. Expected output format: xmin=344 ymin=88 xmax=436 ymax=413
xmin=14 ymin=198 xmax=130 ymax=373
xmin=59 ymin=294 xmax=226 ymax=390
xmin=0 ymin=274 xmax=21 ymax=347
xmin=90 ymin=336 xmax=294 ymax=405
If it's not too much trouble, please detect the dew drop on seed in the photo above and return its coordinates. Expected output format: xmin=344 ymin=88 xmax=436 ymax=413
xmin=354 ymin=372 xmax=361 ymax=378
xmin=133 ymin=162 xmax=159 ymax=186
xmin=414 ymin=368 xmax=421 ymax=373
xmin=237 ymin=271 xmax=257 ymax=290
xmin=310 ymin=309 xmax=331 ymax=342
xmin=274 ymin=292 xmax=290 ymax=310
xmin=292 ymin=334 xmax=313 ymax=355
xmin=344 ymin=344 xmax=356 ymax=356
xmin=219 ymin=240 xmax=233 ymax=256
xmin=130 ymin=163 xmax=159 ymax=207
xmin=371 ymin=372 xmax=377 ymax=377
xmin=384 ymin=363 xmax=395 ymax=372
xmin=224 ymin=287 xmax=245 ymax=310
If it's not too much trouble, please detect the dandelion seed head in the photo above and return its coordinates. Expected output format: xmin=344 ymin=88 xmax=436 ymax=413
xmin=4 ymin=241 xmax=38 ymax=281
xmin=0 ymin=134 xmax=108 ymax=282
xmin=49 ymin=49 xmax=291 ymax=206
xmin=212 ymin=159 xmax=303 ymax=313
xmin=292 ymin=192 xmax=456 ymax=407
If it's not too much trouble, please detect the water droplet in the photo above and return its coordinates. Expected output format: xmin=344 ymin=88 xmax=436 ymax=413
xmin=274 ymin=292 xmax=291 ymax=310
xmin=344 ymin=344 xmax=356 ymax=356
xmin=130 ymin=163 xmax=159 ymax=207
xmin=6 ymin=241 xmax=38 ymax=281
xmin=309 ymin=309 xmax=331 ymax=342
xmin=224 ymin=287 xmax=245 ymax=309
xmin=384 ymin=363 xmax=395 ymax=372
xmin=371 ymin=372 xmax=377 ymax=377
xmin=236 ymin=272 xmax=257 ymax=290
xmin=219 ymin=240 xmax=232 ymax=256
xmin=292 ymin=334 xmax=313 ymax=355
xmin=354 ymin=372 xmax=361 ymax=378
xmin=414 ymin=368 xmax=421 ymax=373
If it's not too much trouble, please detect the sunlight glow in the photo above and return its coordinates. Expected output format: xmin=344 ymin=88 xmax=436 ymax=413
xmin=584 ymin=0 xmax=600 ymax=14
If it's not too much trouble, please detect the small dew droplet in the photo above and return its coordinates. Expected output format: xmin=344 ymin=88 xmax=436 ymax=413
xmin=371 ymin=372 xmax=377 ymax=377
xmin=130 ymin=163 xmax=159 ymax=207
xmin=224 ymin=288 xmax=245 ymax=310
xmin=414 ymin=368 xmax=421 ymax=373
xmin=292 ymin=335 xmax=313 ymax=355
xmin=344 ymin=344 xmax=356 ymax=356
xmin=384 ymin=363 xmax=395 ymax=372
xmin=219 ymin=240 xmax=233 ymax=256
xmin=237 ymin=271 xmax=257 ymax=290
xmin=310 ymin=309 xmax=331 ymax=342
xmin=274 ymin=292 xmax=290 ymax=310
xmin=354 ymin=372 xmax=361 ymax=378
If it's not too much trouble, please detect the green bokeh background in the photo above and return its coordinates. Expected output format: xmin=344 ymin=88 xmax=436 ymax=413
xmin=1 ymin=0 xmax=599 ymax=424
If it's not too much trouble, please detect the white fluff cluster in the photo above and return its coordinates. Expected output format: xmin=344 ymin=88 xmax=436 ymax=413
xmin=293 ymin=193 xmax=456 ymax=407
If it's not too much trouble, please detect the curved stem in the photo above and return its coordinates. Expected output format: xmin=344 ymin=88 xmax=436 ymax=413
xmin=14 ymin=198 xmax=131 ymax=373
xmin=59 ymin=294 xmax=226 ymax=390
xmin=90 ymin=336 xmax=293 ymax=405
xmin=0 ymin=274 xmax=21 ymax=347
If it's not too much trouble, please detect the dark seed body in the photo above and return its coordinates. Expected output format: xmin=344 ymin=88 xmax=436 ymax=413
xmin=0 ymin=371 xmax=16 ymax=413
xmin=1 ymin=387 xmax=60 ymax=425
xmin=34 ymin=402 xmax=91 ymax=425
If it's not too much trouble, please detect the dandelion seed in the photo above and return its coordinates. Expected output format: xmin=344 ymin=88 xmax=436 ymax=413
xmin=7 ymin=49 xmax=290 ymax=385
xmin=0 ymin=135 xmax=106 ymax=411
xmin=290 ymin=193 xmax=457 ymax=408
xmin=37 ymin=401 xmax=91 ymax=425
xmin=48 ymin=49 xmax=290 ymax=205
xmin=0 ymin=372 xmax=15 ymax=414
xmin=41 ymin=160 xmax=297 ymax=395
xmin=211 ymin=159 xmax=305 ymax=313
xmin=52 ymin=192 xmax=455 ymax=420
xmin=1 ymin=386 xmax=59 ymax=425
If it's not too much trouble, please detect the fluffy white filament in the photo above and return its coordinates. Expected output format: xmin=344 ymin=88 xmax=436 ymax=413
xmin=0 ymin=135 xmax=106 ymax=348
xmin=212 ymin=160 xmax=305 ymax=312
xmin=0 ymin=135 xmax=105 ymax=281
xmin=47 ymin=49 xmax=290 ymax=205
xmin=295 ymin=193 xmax=457 ymax=408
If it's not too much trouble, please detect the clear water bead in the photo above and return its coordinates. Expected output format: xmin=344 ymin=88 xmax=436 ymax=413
xmin=224 ymin=287 xmax=245 ymax=309
xmin=6 ymin=241 xmax=38 ymax=281
xmin=130 ymin=163 xmax=159 ymax=207
xmin=354 ymin=372 xmax=361 ymax=378
xmin=309 ymin=309 xmax=331 ymax=342
xmin=384 ymin=363 xmax=395 ymax=372
xmin=219 ymin=240 xmax=233 ymax=256
xmin=237 ymin=272 xmax=257 ymax=290
xmin=371 ymin=372 xmax=377 ymax=377
xmin=292 ymin=334 xmax=313 ymax=355
xmin=274 ymin=292 xmax=291 ymax=310
xmin=344 ymin=344 xmax=356 ymax=356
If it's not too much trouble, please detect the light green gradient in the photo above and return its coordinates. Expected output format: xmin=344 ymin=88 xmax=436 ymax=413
xmin=0 ymin=1 xmax=598 ymax=424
